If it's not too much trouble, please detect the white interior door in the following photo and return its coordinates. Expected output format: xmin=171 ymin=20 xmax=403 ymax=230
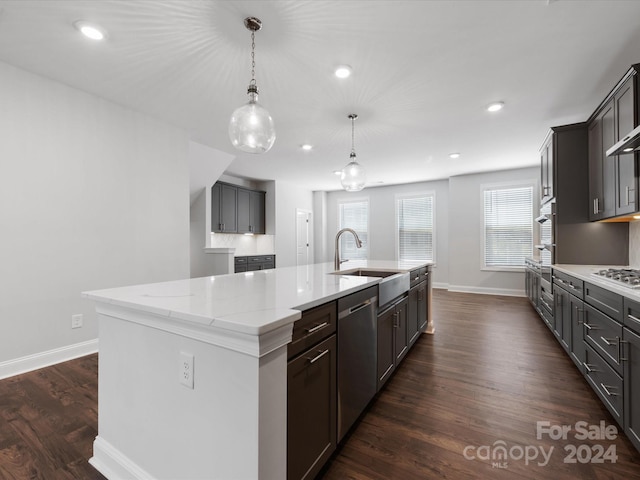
xmin=296 ymin=209 xmax=312 ymax=265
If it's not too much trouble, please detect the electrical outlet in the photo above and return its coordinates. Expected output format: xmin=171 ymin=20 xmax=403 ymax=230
xmin=71 ymin=314 xmax=83 ymax=329
xmin=180 ymin=352 xmax=194 ymax=389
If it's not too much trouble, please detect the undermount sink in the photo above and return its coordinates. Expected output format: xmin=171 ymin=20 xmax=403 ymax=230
xmin=332 ymin=269 xmax=399 ymax=278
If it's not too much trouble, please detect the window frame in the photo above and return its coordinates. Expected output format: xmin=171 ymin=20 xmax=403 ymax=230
xmin=337 ymin=196 xmax=370 ymax=261
xmin=395 ymin=191 xmax=436 ymax=263
xmin=480 ymin=180 xmax=536 ymax=273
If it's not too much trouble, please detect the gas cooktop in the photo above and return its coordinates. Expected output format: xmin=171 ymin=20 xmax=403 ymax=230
xmin=592 ymin=268 xmax=640 ymax=289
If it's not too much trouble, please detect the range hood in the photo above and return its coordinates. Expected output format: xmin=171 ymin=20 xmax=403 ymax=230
xmin=606 ymin=124 xmax=640 ymax=156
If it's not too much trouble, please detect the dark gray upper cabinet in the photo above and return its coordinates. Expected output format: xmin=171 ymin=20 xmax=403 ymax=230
xmin=615 ymin=77 xmax=637 ymax=215
xmin=540 ymin=133 xmax=554 ymax=204
xmin=588 ymin=101 xmax=616 ymax=219
xmin=211 ymin=182 xmax=237 ymax=233
xmin=212 ymin=182 xmax=265 ymax=234
xmin=237 ymin=188 xmax=266 ymax=234
xmin=543 ymin=124 xmax=628 ymax=265
xmin=588 ymin=64 xmax=640 ymax=220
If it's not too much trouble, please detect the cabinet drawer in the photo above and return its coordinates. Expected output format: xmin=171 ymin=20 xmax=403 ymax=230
xmin=234 ymin=256 xmax=247 ymax=265
xmin=409 ymin=267 xmax=427 ymax=288
xmin=288 ymin=301 xmax=337 ymax=359
xmin=585 ymin=282 xmax=624 ymax=322
xmin=584 ymin=304 xmax=623 ymax=374
xmin=553 ymin=270 xmax=584 ymax=299
xmin=624 ymin=297 xmax=640 ymax=336
xmin=584 ymin=344 xmax=623 ymax=425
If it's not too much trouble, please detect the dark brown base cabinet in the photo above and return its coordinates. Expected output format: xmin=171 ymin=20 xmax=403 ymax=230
xmin=287 ymin=334 xmax=337 ymax=480
xmin=287 ymin=302 xmax=337 ymax=480
xmin=288 ymin=266 xmax=431 ymax=479
xmin=623 ymin=298 xmax=640 ymax=452
xmin=234 ymin=255 xmax=275 ymax=273
xmin=541 ymin=268 xmax=640 ymax=455
xmin=377 ymin=296 xmax=408 ymax=391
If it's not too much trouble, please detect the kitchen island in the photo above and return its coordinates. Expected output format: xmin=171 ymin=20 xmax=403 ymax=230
xmin=83 ymin=260 xmax=432 ymax=480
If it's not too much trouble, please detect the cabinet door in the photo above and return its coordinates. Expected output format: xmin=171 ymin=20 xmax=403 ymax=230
xmin=287 ymin=334 xmax=337 ymax=480
xmin=588 ymin=104 xmax=618 ymax=220
xmin=394 ymin=297 xmax=409 ymax=363
xmin=624 ymin=327 xmax=640 ymax=452
xmin=417 ymin=280 xmax=428 ymax=332
xmin=615 ymin=78 xmax=637 ymax=215
xmin=569 ymin=296 xmax=585 ymax=372
xmin=219 ymin=184 xmax=237 ymax=232
xmin=540 ymin=134 xmax=554 ymax=203
xmin=407 ymin=285 xmax=420 ymax=346
xmin=211 ymin=183 xmax=222 ymax=232
xmin=554 ymin=288 xmax=569 ymax=349
xmin=601 ymin=103 xmax=617 ymax=219
xmin=251 ymin=190 xmax=266 ymax=234
xmin=376 ymin=306 xmax=395 ymax=391
xmin=236 ymin=188 xmax=251 ymax=233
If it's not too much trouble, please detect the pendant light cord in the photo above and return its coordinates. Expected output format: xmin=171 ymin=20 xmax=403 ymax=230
xmin=351 ymin=116 xmax=356 ymax=157
xmin=250 ymin=31 xmax=256 ymax=87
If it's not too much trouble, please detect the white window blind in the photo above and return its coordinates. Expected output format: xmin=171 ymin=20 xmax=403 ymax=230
xmin=483 ymin=185 xmax=533 ymax=268
xmin=338 ymin=199 xmax=368 ymax=260
xmin=397 ymin=194 xmax=434 ymax=262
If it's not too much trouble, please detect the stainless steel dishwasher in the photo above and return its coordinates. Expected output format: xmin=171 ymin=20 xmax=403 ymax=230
xmin=337 ymin=285 xmax=378 ymax=442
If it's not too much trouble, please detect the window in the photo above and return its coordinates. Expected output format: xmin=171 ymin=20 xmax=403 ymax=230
xmin=396 ymin=193 xmax=435 ymax=262
xmin=338 ymin=199 xmax=368 ymax=260
xmin=482 ymin=184 xmax=534 ymax=269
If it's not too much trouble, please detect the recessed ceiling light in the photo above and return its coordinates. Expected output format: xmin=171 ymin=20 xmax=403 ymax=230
xmin=449 ymin=152 xmax=461 ymax=159
xmin=334 ymin=65 xmax=352 ymax=79
xmin=74 ymin=21 xmax=106 ymax=41
xmin=301 ymin=144 xmax=313 ymax=151
xmin=487 ymin=101 xmax=504 ymax=112
xmin=333 ymin=170 xmax=342 ymax=176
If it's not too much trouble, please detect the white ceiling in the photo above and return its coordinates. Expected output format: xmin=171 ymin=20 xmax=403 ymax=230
xmin=1 ymin=0 xmax=640 ymax=193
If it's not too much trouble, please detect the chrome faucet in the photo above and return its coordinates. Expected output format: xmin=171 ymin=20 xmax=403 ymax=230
xmin=334 ymin=228 xmax=363 ymax=270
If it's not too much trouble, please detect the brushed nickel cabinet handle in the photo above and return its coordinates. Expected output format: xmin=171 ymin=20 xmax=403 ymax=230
xmin=600 ymin=336 xmax=618 ymax=347
xmin=600 ymin=383 xmax=618 ymax=397
xmin=629 ymin=314 xmax=640 ymax=324
xmin=306 ymin=322 xmax=328 ymax=334
xmin=308 ymin=349 xmax=329 ymax=364
xmin=584 ymin=363 xmax=597 ymax=373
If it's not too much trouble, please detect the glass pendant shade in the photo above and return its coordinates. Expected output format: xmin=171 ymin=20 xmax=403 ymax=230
xmin=229 ymin=87 xmax=275 ymax=154
xmin=341 ymin=156 xmax=366 ymax=192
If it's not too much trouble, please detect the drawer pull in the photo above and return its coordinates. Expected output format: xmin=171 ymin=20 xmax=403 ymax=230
xmin=306 ymin=322 xmax=329 ymax=334
xmin=600 ymin=383 xmax=618 ymax=397
xmin=600 ymin=336 xmax=618 ymax=347
xmin=584 ymin=363 xmax=598 ymax=373
xmin=308 ymin=349 xmax=329 ymax=364
xmin=628 ymin=314 xmax=640 ymax=324
xmin=583 ymin=322 xmax=598 ymax=331
xmin=413 ymin=276 xmax=420 ymax=282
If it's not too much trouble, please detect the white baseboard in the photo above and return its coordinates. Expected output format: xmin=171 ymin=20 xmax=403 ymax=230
xmin=447 ymin=284 xmax=525 ymax=297
xmin=432 ymin=282 xmax=448 ymax=290
xmin=90 ymin=436 xmax=155 ymax=480
xmin=0 ymin=339 xmax=99 ymax=380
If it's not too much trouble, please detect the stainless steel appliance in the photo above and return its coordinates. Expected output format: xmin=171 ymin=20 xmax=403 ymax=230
xmin=336 ymin=286 xmax=378 ymax=442
xmin=535 ymin=200 xmax=555 ymax=286
xmin=592 ymin=268 xmax=640 ymax=289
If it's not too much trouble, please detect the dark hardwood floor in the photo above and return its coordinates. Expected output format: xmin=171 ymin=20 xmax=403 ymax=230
xmin=321 ymin=290 xmax=640 ymax=480
xmin=1 ymin=289 xmax=639 ymax=479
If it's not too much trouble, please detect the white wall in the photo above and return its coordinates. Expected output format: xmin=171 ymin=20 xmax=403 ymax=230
xmin=0 ymin=61 xmax=190 ymax=372
xmin=324 ymin=180 xmax=450 ymax=286
xmin=274 ymin=181 xmax=314 ymax=268
xmin=448 ymin=167 xmax=538 ymax=296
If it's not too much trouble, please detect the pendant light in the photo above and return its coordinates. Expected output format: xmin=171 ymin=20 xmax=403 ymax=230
xmin=229 ymin=17 xmax=276 ymax=154
xmin=340 ymin=114 xmax=366 ymax=192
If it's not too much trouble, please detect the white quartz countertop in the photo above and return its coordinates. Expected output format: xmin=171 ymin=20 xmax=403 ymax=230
xmin=553 ymin=264 xmax=640 ymax=302
xmin=83 ymin=260 xmax=432 ymax=336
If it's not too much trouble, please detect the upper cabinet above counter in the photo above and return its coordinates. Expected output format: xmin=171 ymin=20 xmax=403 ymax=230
xmin=211 ymin=181 xmax=266 ymax=234
xmin=587 ymin=64 xmax=639 ymax=221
